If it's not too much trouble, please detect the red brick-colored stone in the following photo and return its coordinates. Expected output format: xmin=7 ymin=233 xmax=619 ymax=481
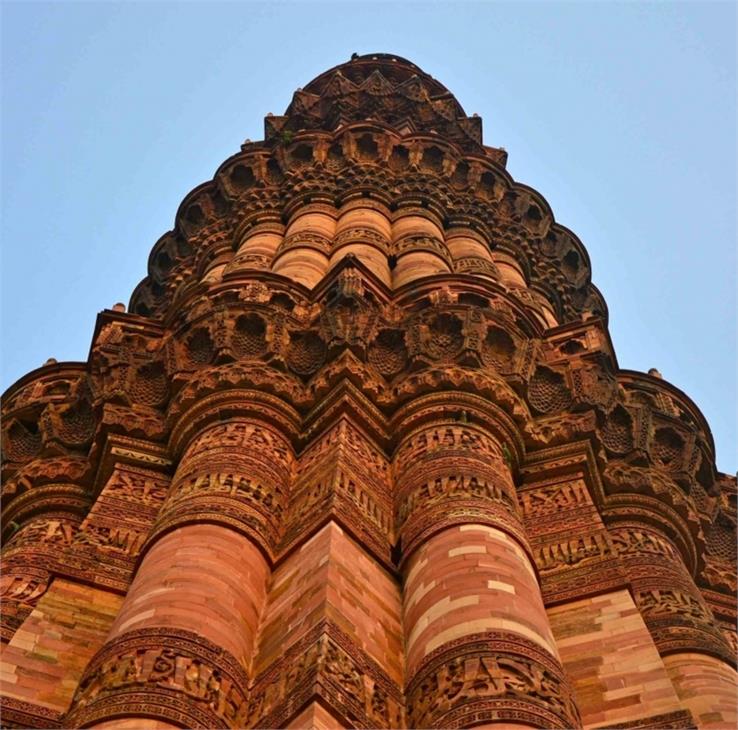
xmin=2 ymin=53 xmax=735 ymax=729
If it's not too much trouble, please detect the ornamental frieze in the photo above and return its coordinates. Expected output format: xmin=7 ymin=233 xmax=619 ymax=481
xmin=405 ymin=633 xmax=580 ymax=729
xmin=65 ymin=628 xmax=250 ymax=729
xmin=320 ymin=306 xmax=380 ymax=354
xmin=524 ymin=411 xmax=597 ymax=449
xmin=172 ymin=470 xmax=286 ymax=513
xmin=10 ymin=466 xmax=171 ymax=596
xmin=153 ymin=469 xmax=285 ymax=556
xmin=3 ymin=514 xmax=79 ymax=552
xmin=284 ymin=421 xmax=393 ymax=562
xmin=0 ymin=567 xmax=52 ymax=642
xmin=396 ymin=471 xmax=517 ymax=529
xmin=702 ymin=559 xmax=737 ymax=594
xmin=394 ymin=424 xmax=504 ymax=468
xmin=129 ymin=127 xmax=600 ymax=325
xmin=527 ymin=366 xmax=573 ymax=415
xmin=72 ymin=522 xmax=147 ymax=557
xmin=520 ymin=481 xmax=590 ymax=519
xmin=248 ymin=621 xmax=404 ymax=729
xmin=0 ymin=697 xmax=63 ymax=730
xmin=636 ymin=588 xmax=711 ymax=622
xmin=298 ymin=419 xmax=390 ymax=484
xmin=534 ymin=532 xmax=613 ymax=572
xmin=291 ymin=466 xmax=391 ymax=535
xmin=333 ymin=226 xmax=390 ymax=253
xmin=98 ymin=467 xmax=168 ymax=508
xmin=99 ymin=402 xmax=168 ymax=441
xmin=182 ymin=419 xmax=292 ymax=464
xmin=3 ymin=53 xmax=735 ymax=730
xmin=610 ymin=526 xmax=681 ymax=561
xmin=1 ymin=513 xmax=83 ymax=641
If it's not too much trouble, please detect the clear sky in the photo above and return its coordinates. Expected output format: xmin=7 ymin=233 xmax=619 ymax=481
xmin=2 ymin=1 xmax=735 ymax=473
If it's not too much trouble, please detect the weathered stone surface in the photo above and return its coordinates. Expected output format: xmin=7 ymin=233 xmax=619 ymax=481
xmin=2 ymin=53 xmax=735 ymax=728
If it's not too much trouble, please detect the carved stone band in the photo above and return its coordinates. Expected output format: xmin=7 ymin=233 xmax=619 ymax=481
xmin=399 ymin=500 xmax=528 ymax=567
xmin=248 ymin=619 xmax=404 ymax=729
xmin=0 ymin=696 xmax=63 ymax=730
xmin=65 ymin=627 xmax=250 ymax=729
xmin=598 ymin=709 xmax=696 ymax=729
xmin=613 ymin=528 xmax=735 ymax=666
xmin=142 ymin=418 xmax=295 ymax=559
xmin=405 ymin=632 xmax=581 ymax=729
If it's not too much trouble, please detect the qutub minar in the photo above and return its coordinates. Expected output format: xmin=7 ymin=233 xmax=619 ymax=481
xmin=1 ymin=54 xmax=735 ymax=730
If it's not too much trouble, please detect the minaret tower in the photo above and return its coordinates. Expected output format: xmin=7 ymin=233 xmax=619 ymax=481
xmin=2 ymin=54 xmax=736 ymax=729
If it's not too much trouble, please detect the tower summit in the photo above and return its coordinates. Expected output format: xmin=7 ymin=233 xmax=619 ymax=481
xmin=2 ymin=55 xmax=736 ymax=729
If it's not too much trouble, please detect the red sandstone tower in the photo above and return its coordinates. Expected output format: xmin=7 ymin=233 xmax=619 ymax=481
xmin=1 ymin=54 xmax=736 ymax=730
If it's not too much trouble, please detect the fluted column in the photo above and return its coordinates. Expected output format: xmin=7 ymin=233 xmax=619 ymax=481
xmin=330 ymin=199 xmax=392 ymax=286
xmin=445 ymin=226 xmax=498 ymax=281
xmin=394 ymin=395 xmax=580 ymax=729
xmin=248 ymin=416 xmax=404 ymax=729
xmin=610 ymin=522 xmax=737 ymax=728
xmin=272 ymin=203 xmax=335 ymax=287
xmin=66 ymin=409 xmax=296 ymax=729
xmin=391 ymin=206 xmax=451 ymax=288
xmin=0 ymin=440 xmax=170 ymax=724
xmin=663 ymin=654 xmax=738 ymax=729
xmin=227 ymin=216 xmax=285 ymax=274
xmin=610 ymin=522 xmax=732 ymax=660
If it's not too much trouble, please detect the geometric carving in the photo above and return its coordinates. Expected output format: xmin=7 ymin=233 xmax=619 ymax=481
xmin=482 ymin=325 xmax=516 ymax=370
xmin=570 ymin=361 xmax=619 ymax=412
xmin=128 ymin=362 xmax=169 ymax=407
xmin=596 ymin=710 xmax=697 ymax=729
xmin=3 ymin=419 xmax=42 ymax=462
xmin=425 ymin=313 xmax=464 ymax=360
xmin=601 ymin=405 xmax=634 ymax=455
xmin=186 ymin=327 xmax=215 ymax=366
xmin=0 ymin=697 xmax=63 ymax=730
xmin=40 ymin=398 xmax=96 ymax=454
xmin=528 ymin=367 xmax=572 ymax=414
xmin=368 ymin=329 xmax=408 ymax=377
xmin=652 ymin=427 xmax=685 ymax=470
xmin=231 ymin=313 xmax=268 ymax=359
xmin=286 ymin=331 xmax=327 ymax=375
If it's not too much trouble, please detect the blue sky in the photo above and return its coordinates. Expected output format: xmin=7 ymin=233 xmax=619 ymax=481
xmin=2 ymin=2 xmax=735 ymax=473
